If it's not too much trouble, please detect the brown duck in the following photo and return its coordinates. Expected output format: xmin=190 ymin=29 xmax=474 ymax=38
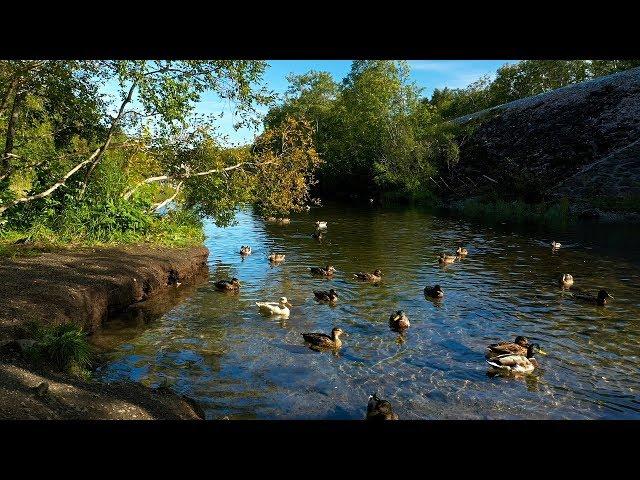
xmin=485 ymin=336 xmax=529 ymax=358
xmin=310 ymin=265 xmax=336 ymax=276
xmin=366 ymin=394 xmax=398 ymax=421
xmin=214 ymin=278 xmax=240 ymax=291
xmin=302 ymin=327 xmax=345 ymax=350
xmin=354 ymin=269 xmax=382 ymax=282
xmin=389 ymin=310 xmax=410 ymax=331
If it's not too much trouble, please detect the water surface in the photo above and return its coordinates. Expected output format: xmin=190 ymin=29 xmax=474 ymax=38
xmin=92 ymin=204 xmax=640 ymax=419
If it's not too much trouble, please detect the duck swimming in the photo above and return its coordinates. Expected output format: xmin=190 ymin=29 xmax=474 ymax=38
xmin=485 ymin=336 xmax=529 ymax=358
xmin=312 ymin=231 xmax=324 ymax=241
xmin=424 ymin=284 xmax=444 ymax=299
xmin=315 ymin=221 xmax=328 ymax=230
xmin=239 ymin=245 xmax=252 ymax=256
xmin=354 ymin=269 xmax=382 ymax=282
xmin=313 ymin=289 xmax=338 ymax=302
xmin=310 ymin=265 xmax=336 ymax=276
xmin=551 ymin=241 xmax=561 ymax=249
xmin=256 ymin=296 xmax=292 ymax=317
xmin=389 ymin=310 xmax=410 ymax=331
xmin=268 ymin=253 xmax=286 ymax=262
xmin=574 ymin=289 xmax=613 ymax=306
xmin=214 ymin=278 xmax=240 ymax=292
xmin=456 ymin=246 xmax=468 ymax=256
xmin=486 ymin=343 xmax=547 ymax=374
xmin=438 ymin=253 xmax=456 ymax=264
xmin=559 ymin=273 xmax=574 ymax=288
xmin=366 ymin=394 xmax=398 ymax=421
xmin=277 ymin=218 xmax=290 ymax=225
xmin=302 ymin=327 xmax=345 ymax=350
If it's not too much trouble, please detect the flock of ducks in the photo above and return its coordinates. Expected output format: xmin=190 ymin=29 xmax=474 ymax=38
xmin=214 ymin=221 xmax=616 ymax=420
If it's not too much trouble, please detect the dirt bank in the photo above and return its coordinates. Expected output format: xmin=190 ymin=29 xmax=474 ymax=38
xmin=0 ymin=244 xmax=209 ymax=419
xmin=0 ymin=244 xmax=209 ymax=341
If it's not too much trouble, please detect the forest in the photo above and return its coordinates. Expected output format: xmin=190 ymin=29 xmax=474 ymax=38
xmin=1 ymin=59 xmax=638 ymax=247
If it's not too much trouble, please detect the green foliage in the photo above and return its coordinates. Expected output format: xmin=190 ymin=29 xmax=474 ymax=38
xmin=26 ymin=323 xmax=92 ymax=374
xmin=449 ymin=197 xmax=570 ymax=226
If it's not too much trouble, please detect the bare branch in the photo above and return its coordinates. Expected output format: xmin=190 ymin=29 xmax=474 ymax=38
xmin=0 ymin=148 xmax=100 ymax=216
xmin=122 ymin=160 xmax=274 ymax=200
xmin=152 ymin=181 xmax=183 ymax=212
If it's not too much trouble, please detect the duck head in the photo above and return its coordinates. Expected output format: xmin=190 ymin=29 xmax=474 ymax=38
xmin=597 ymin=289 xmax=614 ymax=305
xmin=433 ymin=285 xmax=444 ymax=297
xmin=279 ymin=296 xmax=292 ymax=308
xmin=331 ymin=327 xmax=345 ymax=340
xmin=373 ymin=269 xmax=382 ymax=276
xmin=527 ymin=343 xmax=547 ymax=358
xmin=326 ymin=265 xmax=337 ymax=274
xmin=328 ymin=289 xmax=338 ymax=299
xmin=231 ymin=277 xmax=240 ymax=287
xmin=514 ymin=336 xmax=529 ymax=347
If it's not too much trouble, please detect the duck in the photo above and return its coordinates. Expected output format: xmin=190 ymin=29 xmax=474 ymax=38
xmin=486 ymin=343 xmax=547 ymax=374
xmin=239 ymin=245 xmax=252 ymax=256
xmin=277 ymin=217 xmax=290 ymax=225
xmin=551 ymin=241 xmax=561 ymax=249
xmin=310 ymin=265 xmax=336 ymax=276
xmin=389 ymin=310 xmax=410 ymax=331
xmin=366 ymin=394 xmax=398 ymax=421
xmin=214 ymin=277 xmax=240 ymax=291
xmin=256 ymin=296 xmax=292 ymax=317
xmin=315 ymin=221 xmax=328 ymax=230
xmin=265 ymin=216 xmax=277 ymax=222
xmin=559 ymin=273 xmax=574 ymax=288
xmin=438 ymin=253 xmax=456 ymax=264
xmin=456 ymin=246 xmax=468 ymax=256
xmin=574 ymin=289 xmax=613 ymax=306
xmin=313 ymin=289 xmax=338 ymax=303
xmin=268 ymin=253 xmax=286 ymax=262
xmin=424 ymin=284 xmax=444 ymax=299
xmin=302 ymin=327 xmax=345 ymax=350
xmin=485 ymin=336 xmax=529 ymax=358
xmin=354 ymin=269 xmax=382 ymax=282
xmin=312 ymin=231 xmax=324 ymax=240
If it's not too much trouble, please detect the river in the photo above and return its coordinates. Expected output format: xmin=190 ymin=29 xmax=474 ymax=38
xmin=91 ymin=204 xmax=640 ymax=419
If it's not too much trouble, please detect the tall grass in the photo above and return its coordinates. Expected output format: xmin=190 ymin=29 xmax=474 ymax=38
xmin=25 ymin=323 xmax=92 ymax=376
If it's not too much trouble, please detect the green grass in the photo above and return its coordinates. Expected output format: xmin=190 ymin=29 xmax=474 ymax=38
xmin=448 ymin=197 xmax=571 ymax=226
xmin=24 ymin=323 xmax=92 ymax=376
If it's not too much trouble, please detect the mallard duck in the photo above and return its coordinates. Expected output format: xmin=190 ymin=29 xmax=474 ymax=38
xmin=389 ymin=310 xmax=410 ymax=331
xmin=256 ymin=296 xmax=292 ymax=317
xmin=559 ymin=273 xmax=574 ymax=288
xmin=438 ymin=253 xmax=456 ymax=264
xmin=313 ymin=289 xmax=338 ymax=302
xmin=354 ymin=269 xmax=382 ymax=282
xmin=214 ymin=278 xmax=240 ymax=291
xmin=551 ymin=241 xmax=561 ymax=249
xmin=302 ymin=327 xmax=345 ymax=349
xmin=486 ymin=343 xmax=547 ymax=374
xmin=366 ymin=394 xmax=398 ymax=421
xmin=574 ymin=289 xmax=613 ymax=306
xmin=268 ymin=253 xmax=286 ymax=262
xmin=239 ymin=245 xmax=252 ymax=256
xmin=485 ymin=336 xmax=529 ymax=358
xmin=456 ymin=246 xmax=468 ymax=256
xmin=277 ymin=218 xmax=290 ymax=225
xmin=315 ymin=221 xmax=328 ymax=230
xmin=424 ymin=284 xmax=444 ymax=298
xmin=310 ymin=265 xmax=336 ymax=276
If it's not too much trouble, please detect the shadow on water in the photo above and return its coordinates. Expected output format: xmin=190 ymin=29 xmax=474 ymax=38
xmin=91 ymin=203 xmax=640 ymax=419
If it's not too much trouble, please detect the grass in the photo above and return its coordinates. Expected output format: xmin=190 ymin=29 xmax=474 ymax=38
xmin=587 ymin=194 xmax=640 ymax=213
xmin=24 ymin=323 xmax=93 ymax=377
xmin=447 ymin=197 xmax=571 ymax=226
xmin=0 ymin=208 xmax=205 ymax=258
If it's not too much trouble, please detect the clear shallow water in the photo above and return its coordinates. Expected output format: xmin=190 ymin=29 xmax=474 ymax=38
xmin=92 ymin=205 xmax=640 ymax=419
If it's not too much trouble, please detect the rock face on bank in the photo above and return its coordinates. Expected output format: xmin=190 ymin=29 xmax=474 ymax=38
xmin=0 ymin=245 xmax=209 ymax=341
xmin=448 ymin=67 xmax=640 ymax=217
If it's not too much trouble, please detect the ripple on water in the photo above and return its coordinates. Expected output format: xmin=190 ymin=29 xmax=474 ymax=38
xmin=92 ymin=205 xmax=640 ymax=419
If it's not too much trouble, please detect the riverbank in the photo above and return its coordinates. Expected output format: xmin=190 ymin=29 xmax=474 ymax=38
xmin=0 ymin=244 xmax=209 ymax=419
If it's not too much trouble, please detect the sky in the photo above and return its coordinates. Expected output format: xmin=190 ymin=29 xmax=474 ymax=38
xmin=107 ymin=60 xmax=514 ymax=147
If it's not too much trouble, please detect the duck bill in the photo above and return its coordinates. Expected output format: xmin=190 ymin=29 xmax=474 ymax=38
xmin=537 ymin=349 xmax=548 ymax=356
xmin=607 ymin=293 xmax=614 ymax=299
xmin=285 ymin=302 xmax=293 ymax=308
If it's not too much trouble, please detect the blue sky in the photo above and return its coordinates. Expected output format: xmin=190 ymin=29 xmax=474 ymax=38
xmin=108 ymin=60 xmax=514 ymax=147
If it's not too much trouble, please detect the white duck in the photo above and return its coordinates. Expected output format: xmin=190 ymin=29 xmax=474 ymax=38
xmin=551 ymin=241 xmax=561 ymax=249
xmin=315 ymin=221 xmax=328 ymax=230
xmin=256 ymin=296 xmax=292 ymax=317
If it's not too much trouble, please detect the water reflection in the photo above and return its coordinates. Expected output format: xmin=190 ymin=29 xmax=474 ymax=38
xmin=92 ymin=204 xmax=640 ymax=419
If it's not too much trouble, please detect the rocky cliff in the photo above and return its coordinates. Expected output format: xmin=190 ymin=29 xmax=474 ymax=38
xmin=448 ymin=67 xmax=640 ymax=219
